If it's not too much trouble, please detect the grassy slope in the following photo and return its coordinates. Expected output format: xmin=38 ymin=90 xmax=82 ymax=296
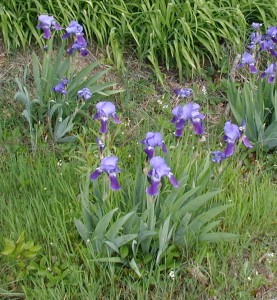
xmin=0 ymin=52 xmax=276 ymax=299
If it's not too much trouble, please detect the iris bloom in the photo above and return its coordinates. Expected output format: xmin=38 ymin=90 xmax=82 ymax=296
xmin=63 ymin=20 xmax=89 ymax=56
xmin=67 ymin=39 xmax=89 ymax=57
xmin=223 ymin=121 xmax=253 ymax=157
xmin=260 ymin=63 xmax=277 ymax=83
xmin=93 ymin=101 xmax=121 ymax=133
xmin=252 ymin=22 xmax=262 ymax=30
xmin=146 ymin=156 xmax=179 ymax=196
xmin=140 ymin=132 xmax=167 ymax=159
xmin=52 ymin=78 xmax=69 ymax=94
xmin=211 ymin=151 xmax=226 ymax=164
xmin=90 ymin=156 xmax=120 ymax=190
xmin=77 ymin=88 xmax=92 ymax=100
xmin=237 ymin=52 xmax=258 ymax=73
xmin=171 ymin=102 xmax=205 ymax=136
xmin=62 ymin=20 xmax=87 ymax=44
xmin=266 ymin=26 xmax=277 ymax=43
xmin=260 ymin=39 xmax=277 ymax=57
xmin=238 ymin=121 xmax=254 ymax=149
xmin=211 ymin=121 xmax=252 ymax=163
xmin=249 ymin=32 xmax=262 ymax=50
xmin=37 ymin=15 xmax=61 ymax=39
xmin=174 ymin=88 xmax=193 ymax=98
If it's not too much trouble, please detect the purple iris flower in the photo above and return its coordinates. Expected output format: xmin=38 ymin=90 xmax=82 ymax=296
xmin=222 ymin=121 xmax=253 ymax=157
xmin=37 ymin=15 xmax=61 ymax=39
xmin=252 ymin=22 xmax=262 ymax=30
xmin=67 ymin=40 xmax=89 ymax=57
xmin=140 ymin=132 xmax=167 ymax=159
xmin=238 ymin=121 xmax=254 ymax=149
xmin=77 ymin=88 xmax=92 ymax=100
xmin=174 ymin=88 xmax=193 ymax=98
xmin=260 ymin=39 xmax=277 ymax=57
xmin=266 ymin=26 xmax=277 ymax=43
xmin=90 ymin=156 xmax=120 ymax=190
xmin=249 ymin=32 xmax=262 ymax=50
xmin=260 ymin=63 xmax=277 ymax=83
xmin=63 ymin=20 xmax=89 ymax=56
xmin=146 ymin=156 xmax=179 ymax=196
xmin=52 ymin=78 xmax=69 ymax=94
xmin=62 ymin=20 xmax=87 ymax=44
xmin=211 ymin=151 xmax=226 ymax=164
xmin=171 ymin=102 xmax=205 ymax=136
xmin=237 ymin=52 xmax=258 ymax=73
xmin=93 ymin=101 xmax=121 ymax=134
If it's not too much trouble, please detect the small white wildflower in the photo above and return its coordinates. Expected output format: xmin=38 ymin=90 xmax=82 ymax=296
xmin=121 ymin=132 xmax=124 ymax=135
xmin=265 ymin=252 xmax=275 ymax=257
xmin=169 ymin=270 xmax=175 ymax=279
xmin=202 ymin=86 xmax=207 ymax=95
xmin=128 ymin=154 xmax=132 ymax=158
xmin=199 ymin=135 xmax=206 ymax=142
xmin=86 ymin=239 xmax=90 ymax=243
xmin=57 ymin=160 xmax=63 ymax=167
xmin=247 ymin=276 xmax=251 ymax=281
xmin=50 ymin=242 xmax=54 ymax=246
xmin=58 ymin=117 xmax=63 ymax=122
xmin=157 ymin=99 xmax=163 ymax=105
xmin=44 ymin=187 xmax=47 ymax=191
xmin=255 ymin=271 xmax=259 ymax=275
xmin=163 ymin=104 xmax=169 ymax=109
xmin=47 ymin=267 xmax=52 ymax=272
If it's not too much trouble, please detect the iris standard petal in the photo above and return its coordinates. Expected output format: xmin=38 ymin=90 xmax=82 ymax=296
xmin=224 ymin=121 xmax=240 ymax=142
xmin=96 ymin=101 xmax=116 ymax=116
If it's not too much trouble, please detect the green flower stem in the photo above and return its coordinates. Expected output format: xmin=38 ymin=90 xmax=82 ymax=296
xmin=147 ymin=195 xmax=156 ymax=231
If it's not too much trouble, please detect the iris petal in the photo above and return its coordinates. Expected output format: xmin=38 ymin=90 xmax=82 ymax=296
xmin=223 ymin=142 xmax=236 ymax=157
xmin=146 ymin=180 xmax=160 ymax=196
xmin=168 ymin=173 xmax=179 ymax=188
xmin=90 ymin=168 xmax=102 ymax=180
xmin=109 ymin=174 xmax=121 ymax=190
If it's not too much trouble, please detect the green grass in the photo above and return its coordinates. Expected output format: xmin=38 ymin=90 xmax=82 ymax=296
xmin=1 ymin=0 xmax=277 ymax=80
xmin=1 ymin=52 xmax=276 ymax=298
xmin=0 ymin=145 xmax=276 ymax=299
